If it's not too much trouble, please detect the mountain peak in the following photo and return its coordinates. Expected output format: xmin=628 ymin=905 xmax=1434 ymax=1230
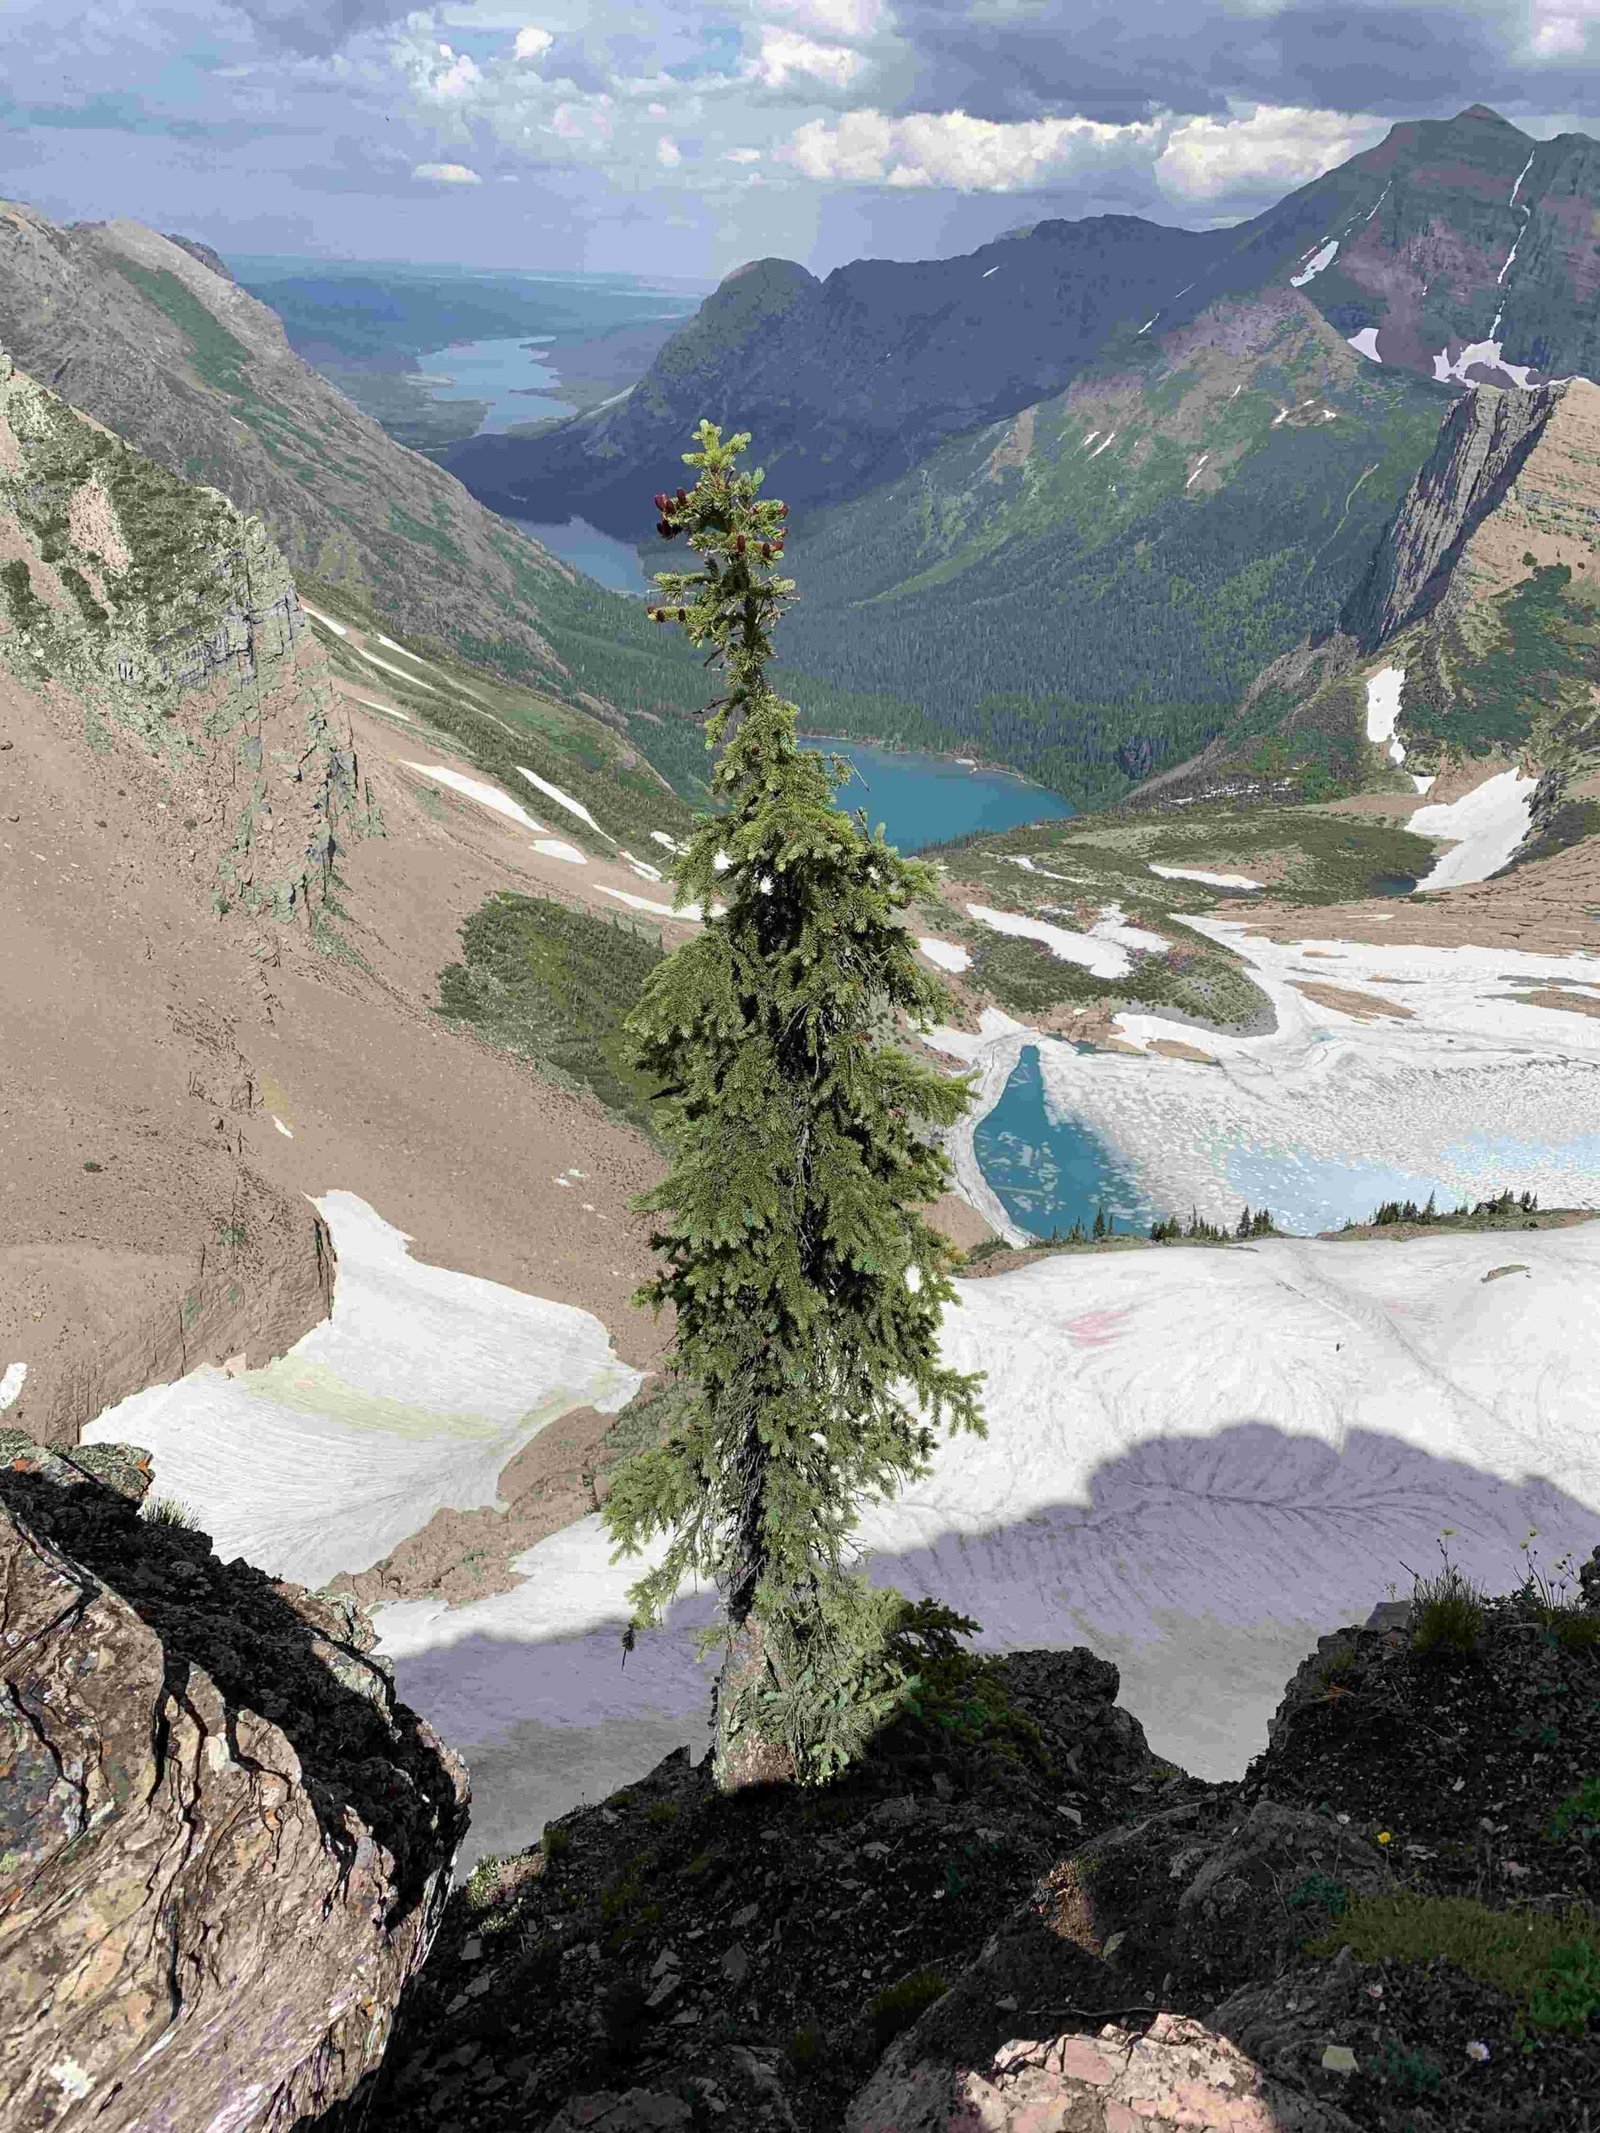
xmin=1455 ymin=103 xmax=1514 ymax=124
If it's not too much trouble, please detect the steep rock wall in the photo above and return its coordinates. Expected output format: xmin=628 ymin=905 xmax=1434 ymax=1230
xmin=1342 ymin=380 xmax=1562 ymax=648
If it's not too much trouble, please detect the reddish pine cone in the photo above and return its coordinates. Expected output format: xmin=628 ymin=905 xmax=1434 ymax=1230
xmin=656 ymin=521 xmax=676 ymax=539
xmin=677 ymin=606 xmax=688 ymax=621
xmin=735 ymin=534 xmax=746 ymax=554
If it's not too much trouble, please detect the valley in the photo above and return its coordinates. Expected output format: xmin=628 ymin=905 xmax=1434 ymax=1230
xmin=3 ymin=100 xmax=1599 ymax=2132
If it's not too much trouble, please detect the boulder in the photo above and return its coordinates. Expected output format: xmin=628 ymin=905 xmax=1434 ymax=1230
xmin=0 ymin=1433 xmax=468 ymax=2130
xmin=852 ymin=2011 xmax=1358 ymax=2133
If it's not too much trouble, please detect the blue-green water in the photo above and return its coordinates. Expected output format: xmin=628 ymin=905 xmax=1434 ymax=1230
xmin=512 ymin=516 xmax=652 ymax=595
xmin=975 ymin=1048 xmax=1160 ymax=1240
xmin=805 ymin=739 xmax=1073 ymax=854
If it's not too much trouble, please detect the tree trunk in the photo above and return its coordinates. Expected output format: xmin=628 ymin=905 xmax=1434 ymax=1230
xmin=711 ymin=1613 xmax=797 ymax=1792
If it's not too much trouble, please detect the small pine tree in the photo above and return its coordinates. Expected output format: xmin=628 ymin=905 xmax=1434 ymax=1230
xmin=601 ymin=421 xmax=987 ymax=1792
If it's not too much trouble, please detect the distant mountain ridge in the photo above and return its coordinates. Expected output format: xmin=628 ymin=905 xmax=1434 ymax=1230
xmin=434 ymin=105 xmax=1600 ymax=806
xmin=442 ymin=217 xmax=1231 ymax=529
xmin=459 ymin=106 xmax=1600 ymax=545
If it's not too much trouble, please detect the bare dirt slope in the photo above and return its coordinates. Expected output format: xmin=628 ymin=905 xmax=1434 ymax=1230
xmin=0 ymin=348 xmax=668 ymax=1456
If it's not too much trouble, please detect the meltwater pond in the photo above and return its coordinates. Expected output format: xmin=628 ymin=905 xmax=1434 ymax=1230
xmin=975 ymin=1047 xmax=1160 ymax=1239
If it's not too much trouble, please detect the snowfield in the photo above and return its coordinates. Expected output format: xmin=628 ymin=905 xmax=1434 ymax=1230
xmin=1363 ymin=665 xmax=1406 ymax=765
xmin=375 ymin=1221 xmax=1600 ymax=1870
xmin=1410 ymin=770 xmax=1538 ymax=891
xmin=81 ymin=1194 xmax=640 ymax=1590
xmin=933 ymin=918 xmax=1600 ymax=1244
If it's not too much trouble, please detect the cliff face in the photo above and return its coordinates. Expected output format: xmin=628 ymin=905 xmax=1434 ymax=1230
xmin=0 ymin=344 xmax=363 ymax=925
xmin=0 ymin=1430 xmax=468 ymax=2130
xmin=0 ymin=346 xmax=351 ymax=1441
xmin=1342 ymin=381 xmax=1564 ymax=648
xmin=1133 ymin=377 xmax=1600 ymax=808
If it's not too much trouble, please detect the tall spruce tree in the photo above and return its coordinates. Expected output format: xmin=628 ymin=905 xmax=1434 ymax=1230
xmin=601 ymin=420 xmax=986 ymax=1791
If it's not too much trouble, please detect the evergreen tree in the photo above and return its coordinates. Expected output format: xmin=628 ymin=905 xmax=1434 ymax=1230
xmin=601 ymin=420 xmax=986 ymax=1793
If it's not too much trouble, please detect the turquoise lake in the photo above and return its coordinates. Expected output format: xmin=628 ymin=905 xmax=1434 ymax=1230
xmin=975 ymin=1047 xmax=1162 ymax=1240
xmin=803 ymin=739 xmax=1073 ymax=854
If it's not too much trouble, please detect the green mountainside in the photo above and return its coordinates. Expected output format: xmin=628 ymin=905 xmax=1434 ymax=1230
xmin=0 ymin=201 xmax=713 ymax=798
xmin=774 ymin=290 xmax=1448 ymax=804
xmin=1139 ymin=376 xmax=1600 ymax=808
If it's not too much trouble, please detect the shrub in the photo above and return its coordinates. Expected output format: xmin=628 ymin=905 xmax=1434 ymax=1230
xmin=1372 ymin=2042 xmax=1442 ymax=2096
xmin=144 ymin=1496 xmax=198 ymax=1528
xmin=869 ymin=1967 xmax=950 ymax=2049
xmin=787 ymin=2027 xmax=823 ymax=2068
xmin=1410 ymin=1559 xmax=1486 ymax=1659
xmin=541 ymin=1823 xmax=572 ymax=1861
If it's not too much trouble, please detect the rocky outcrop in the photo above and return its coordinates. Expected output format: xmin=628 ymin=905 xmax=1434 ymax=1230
xmin=0 ymin=1430 xmax=468 ymax=2130
xmin=1342 ymin=381 xmax=1563 ymax=648
xmin=0 ymin=343 xmax=366 ymax=926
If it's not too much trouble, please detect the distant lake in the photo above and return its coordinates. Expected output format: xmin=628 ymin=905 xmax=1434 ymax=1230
xmin=511 ymin=516 xmax=653 ymax=596
xmin=417 ymin=336 xmax=575 ymax=434
xmin=976 ymin=1047 xmax=1161 ymax=1240
xmin=804 ymin=739 xmax=1074 ymax=854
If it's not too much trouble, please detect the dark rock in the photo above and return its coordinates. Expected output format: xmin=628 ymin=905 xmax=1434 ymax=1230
xmin=0 ymin=1437 xmax=468 ymax=2131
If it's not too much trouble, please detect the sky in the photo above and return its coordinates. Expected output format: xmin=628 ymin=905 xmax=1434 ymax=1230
xmin=4 ymin=1 xmax=1600 ymax=284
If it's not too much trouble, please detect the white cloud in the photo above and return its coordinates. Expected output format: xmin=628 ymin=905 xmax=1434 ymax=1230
xmin=513 ymin=24 xmax=554 ymax=60
xmin=784 ymin=106 xmax=1159 ymax=192
xmin=763 ymin=0 xmax=885 ymax=33
xmin=430 ymin=42 xmax=482 ymax=97
xmin=1157 ymin=104 xmax=1386 ymax=201
xmin=658 ymin=134 xmax=682 ymax=166
xmin=413 ymin=159 xmax=483 ymax=182
xmin=723 ymin=146 xmax=762 ymax=162
xmin=749 ymin=25 xmax=865 ymax=89
xmin=1530 ymin=7 xmax=1595 ymax=56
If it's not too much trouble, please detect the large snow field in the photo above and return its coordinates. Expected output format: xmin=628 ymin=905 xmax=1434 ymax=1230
xmin=934 ymin=919 xmax=1600 ymax=1244
xmin=376 ymin=1222 xmax=1600 ymax=1872
xmin=81 ymin=1193 xmax=640 ymax=1589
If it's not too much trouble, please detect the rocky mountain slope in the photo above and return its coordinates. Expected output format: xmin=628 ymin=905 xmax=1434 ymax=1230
xmin=1139 ymin=375 xmax=1600 ymax=810
xmin=0 ymin=338 xmax=695 ymax=1463
xmin=0 ymin=1427 xmax=468 ymax=2131
xmin=0 ymin=202 xmax=711 ymax=796
xmin=311 ymin=1563 xmax=1600 ymax=2133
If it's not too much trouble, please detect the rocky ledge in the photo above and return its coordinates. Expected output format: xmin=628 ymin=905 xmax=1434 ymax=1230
xmin=321 ymin=1565 xmax=1599 ymax=2133
xmin=0 ymin=1430 xmax=468 ymax=2130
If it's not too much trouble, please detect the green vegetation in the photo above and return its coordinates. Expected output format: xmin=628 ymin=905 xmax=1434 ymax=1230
xmin=869 ymin=1967 xmax=951 ymax=2048
xmin=1548 ymin=1778 xmax=1600 ymax=1848
xmin=774 ymin=338 xmax=1447 ymax=801
xmin=1151 ymin=1204 xmax=1279 ymax=1243
xmin=1313 ymin=1892 xmax=1600 ymax=2037
xmin=324 ymin=367 xmax=490 ymax=451
xmin=1355 ymin=1189 xmax=1540 ymax=1230
xmin=1410 ymin=1559 xmax=1488 ymax=1659
xmin=1404 ymin=563 xmax=1600 ymax=763
xmin=599 ymin=422 xmax=984 ymax=1794
xmin=437 ymin=893 xmax=664 ymax=1136
xmin=107 ymin=258 xmax=255 ymax=399
xmin=143 ymin=1497 xmax=199 ymax=1529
